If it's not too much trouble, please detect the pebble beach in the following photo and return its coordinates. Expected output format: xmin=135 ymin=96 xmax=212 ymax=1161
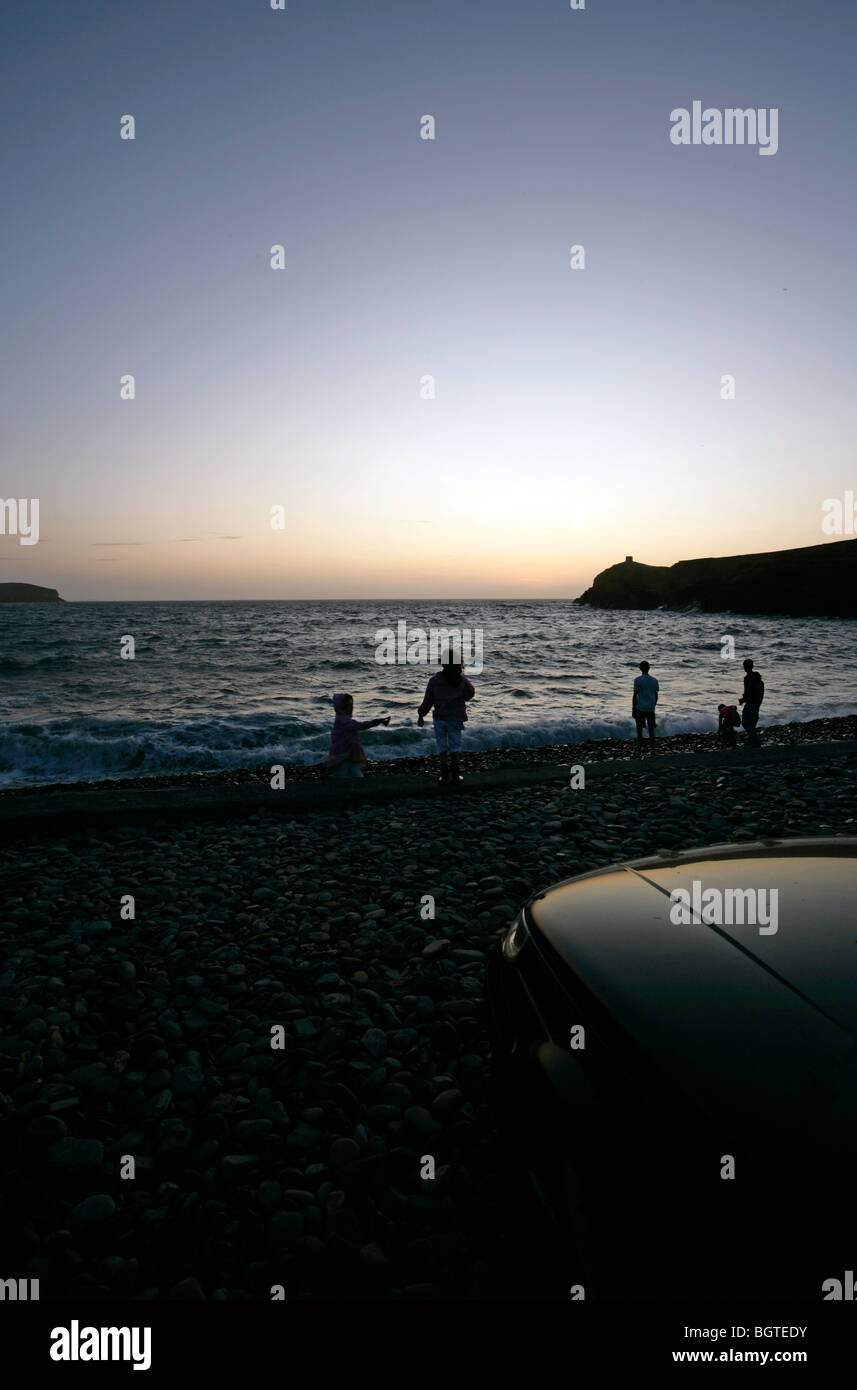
xmin=1 ymin=721 xmax=856 ymax=1300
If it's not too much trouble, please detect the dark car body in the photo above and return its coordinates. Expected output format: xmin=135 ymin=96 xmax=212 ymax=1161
xmin=488 ymin=837 xmax=857 ymax=1300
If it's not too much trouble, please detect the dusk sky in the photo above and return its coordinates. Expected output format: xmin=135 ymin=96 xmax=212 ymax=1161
xmin=2 ymin=0 xmax=855 ymax=599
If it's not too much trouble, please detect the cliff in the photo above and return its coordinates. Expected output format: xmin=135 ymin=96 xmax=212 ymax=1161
xmin=0 ymin=583 xmax=63 ymax=603
xmin=575 ymin=539 xmax=857 ymax=618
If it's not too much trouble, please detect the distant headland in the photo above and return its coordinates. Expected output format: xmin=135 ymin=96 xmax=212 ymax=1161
xmin=0 ymin=583 xmax=63 ymax=603
xmin=575 ymin=538 xmax=857 ymax=618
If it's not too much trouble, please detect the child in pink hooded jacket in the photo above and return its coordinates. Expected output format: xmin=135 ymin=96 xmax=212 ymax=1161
xmin=417 ymin=657 xmax=475 ymax=785
xmin=323 ymin=693 xmax=390 ymax=778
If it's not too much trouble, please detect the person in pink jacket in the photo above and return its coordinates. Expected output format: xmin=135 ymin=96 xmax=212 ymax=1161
xmin=417 ymin=656 xmax=475 ymax=785
xmin=323 ymin=693 xmax=390 ymax=779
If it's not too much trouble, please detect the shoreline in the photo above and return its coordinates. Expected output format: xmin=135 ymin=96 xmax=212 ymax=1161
xmin=2 ymin=712 xmax=855 ymax=805
xmin=1 ymin=725 xmax=855 ymax=841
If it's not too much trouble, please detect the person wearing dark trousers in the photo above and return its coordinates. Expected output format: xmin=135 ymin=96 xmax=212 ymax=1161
xmin=632 ymin=661 xmax=659 ymax=757
xmin=739 ymin=659 xmax=765 ymax=748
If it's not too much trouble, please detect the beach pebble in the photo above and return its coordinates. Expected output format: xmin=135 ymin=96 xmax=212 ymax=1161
xmin=361 ymin=1028 xmax=388 ymax=1058
xmin=288 ymin=1123 xmax=322 ymax=1151
xmin=221 ymin=1154 xmax=260 ymax=1178
xmin=360 ymin=1242 xmax=393 ymax=1275
xmin=259 ymin=1179 xmax=282 ymax=1211
xmin=235 ymin=1119 xmax=272 ymax=1141
xmin=330 ymin=1137 xmax=360 ymax=1167
xmin=170 ymin=1277 xmax=206 ymax=1300
xmin=171 ymin=1064 xmax=205 ymax=1097
xmin=338 ymin=1155 xmax=388 ymax=1194
xmin=268 ymin=1211 xmax=304 ymax=1246
xmin=404 ymin=1106 xmax=442 ymax=1138
xmin=71 ymin=1194 xmax=115 ymax=1232
xmin=26 ymin=1114 xmax=68 ymax=1145
xmin=431 ymin=1089 xmax=464 ymax=1121
xmin=46 ymin=1138 xmax=105 ymax=1173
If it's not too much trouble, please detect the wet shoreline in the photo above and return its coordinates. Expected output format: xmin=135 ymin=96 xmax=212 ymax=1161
xmin=2 ymin=713 xmax=855 ymax=800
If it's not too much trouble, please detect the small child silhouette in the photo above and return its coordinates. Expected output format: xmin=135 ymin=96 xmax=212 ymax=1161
xmin=323 ymin=693 xmax=390 ymax=779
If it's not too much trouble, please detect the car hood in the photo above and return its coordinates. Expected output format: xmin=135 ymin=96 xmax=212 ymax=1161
xmin=526 ymin=839 xmax=857 ymax=1226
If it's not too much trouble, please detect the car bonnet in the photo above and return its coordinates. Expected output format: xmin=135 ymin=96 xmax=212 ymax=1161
xmin=527 ymin=855 xmax=857 ymax=1227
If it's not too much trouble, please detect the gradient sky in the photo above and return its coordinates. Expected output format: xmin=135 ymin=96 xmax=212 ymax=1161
xmin=1 ymin=0 xmax=855 ymax=599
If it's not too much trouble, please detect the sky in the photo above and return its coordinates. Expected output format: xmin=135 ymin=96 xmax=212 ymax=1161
xmin=1 ymin=0 xmax=855 ymax=599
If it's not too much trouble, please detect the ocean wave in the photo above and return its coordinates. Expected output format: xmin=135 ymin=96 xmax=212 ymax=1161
xmin=0 ymin=713 xmax=331 ymax=789
xmin=0 ymin=654 xmax=72 ymax=672
xmin=5 ymin=703 xmax=855 ymax=789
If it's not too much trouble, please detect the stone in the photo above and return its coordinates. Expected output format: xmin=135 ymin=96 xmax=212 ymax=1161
xmin=170 ymin=1277 xmax=206 ymax=1299
xmin=404 ymin=1106 xmax=442 ymax=1137
xmin=338 ymin=1155 xmax=388 ymax=1194
xmin=268 ymin=1211 xmax=304 ymax=1247
xmin=221 ymin=1154 xmax=260 ymax=1178
xmin=46 ymin=1137 xmax=105 ymax=1173
xmin=330 ymin=1137 xmax=360 ymax=1168
xmin=172 ymin=1064 xmax=205 ymax=1097
xmin=26 ymin=1114 xmax=68 ymax=1145
xmin=360 ymin=1242 xmax=393 ymax=1274
xmin=287 ymin=1123 xmax=322 ymax=1151
xmin=431 ymin=1089 xmax=464 ymax=1121
xmin=70 ymin=1194 xmax=115 ymax=1232
xmin=361 ymin=1028 xmax=388 ymax=1059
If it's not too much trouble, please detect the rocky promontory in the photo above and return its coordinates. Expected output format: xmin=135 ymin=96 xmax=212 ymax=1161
xmin=575 ymin=538 xmax=857 ymax=618
xmin=0 ymin=583 xmax=62 ymax=603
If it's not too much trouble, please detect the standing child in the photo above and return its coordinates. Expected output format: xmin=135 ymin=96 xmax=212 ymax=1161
xmin=417 ymin=655 xmax=475 ymax=785
xmin=323 ymin=693 xmax=390 ymax=779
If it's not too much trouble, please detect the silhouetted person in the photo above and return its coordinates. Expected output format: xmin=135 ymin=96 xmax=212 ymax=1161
xmin=632 ymin=660 xmax=659 ymax=757
xmin=417 ymin=653 xmax=475 ymax=786
xmin=718 ymin=702 xmax=741 ymax=747
xmin=323 ymin=693 xmax=390 ymax=779
xmin=739 ymin=659 xmax=764 ymax=749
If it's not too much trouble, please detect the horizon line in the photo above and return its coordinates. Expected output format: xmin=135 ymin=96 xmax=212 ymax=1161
xmin=16 ymin=595 xmax=590 ymax=604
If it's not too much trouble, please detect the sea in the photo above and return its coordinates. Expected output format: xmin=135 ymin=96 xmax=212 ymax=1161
xmin=1 ymin=600 xmax=856 ymax=789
